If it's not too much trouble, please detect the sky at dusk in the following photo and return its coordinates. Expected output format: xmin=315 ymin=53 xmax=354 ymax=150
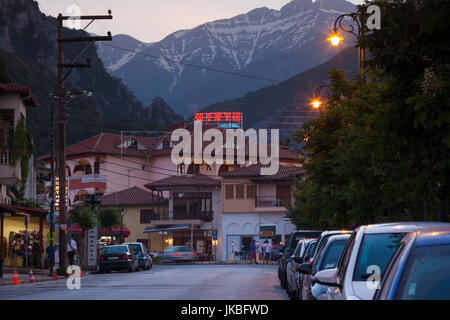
xmin=37 ymin=0 xmax=364 ymax=43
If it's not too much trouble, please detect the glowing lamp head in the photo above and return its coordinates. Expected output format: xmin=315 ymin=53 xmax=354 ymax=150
xmin=311 ymin=99 xmax=322 ymax=109
xmin=328 ymin=33 xmax=344 ymax=46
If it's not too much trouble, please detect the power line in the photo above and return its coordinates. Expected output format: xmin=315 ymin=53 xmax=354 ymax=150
xmin=98 ymin=43 xmax=281 ymax=83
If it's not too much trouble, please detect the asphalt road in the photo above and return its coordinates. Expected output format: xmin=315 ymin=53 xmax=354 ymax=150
xmin=0 ymin=264 xmax=288 ymax=300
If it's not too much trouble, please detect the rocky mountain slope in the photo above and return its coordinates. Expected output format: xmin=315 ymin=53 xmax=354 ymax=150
xmin=97 ymin=0 xmax=355 ymax=117
xmin=0 ymin=0 xmax=182 ymax=156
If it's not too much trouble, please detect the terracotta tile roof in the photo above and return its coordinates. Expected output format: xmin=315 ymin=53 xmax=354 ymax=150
xmin=145 ymin=174 xmax=221 ymax=190
xmin=99 ymin=186 xmax=166 ymax=206
xmin=0 ymin=83 xmax=39 ymax=107
xmin=221 ymin=163 xmax=304 ymax=181
xmin=38 ymin=132 xmax=169 ymax=160
xmin=38 ymin=128 xmax=300 ymax=162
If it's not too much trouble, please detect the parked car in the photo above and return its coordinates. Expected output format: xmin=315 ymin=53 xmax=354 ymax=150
xmin=313 ymin=222 xmax=449 ymax=300
xmin=294 ymin=240 xmax=318 ymax=299
xmin=158 ymin=246 xmax=198 ymax=263
xmin=374 ymin=225 xmax=450 ymax=300
xmin=99 ymin=244 xmax=139 ymax=273
xmin=123 ymin=242 xmax=152 ymax=270
xmin=307 ymin=230 xmax=353 ymax=265
xmin=285 ymin=238 xmax=316 ymax=299
xmin=278 ymin=230 xmax=323 ymax=289
xmin=298 ymin=234 xmax=350 ymax=300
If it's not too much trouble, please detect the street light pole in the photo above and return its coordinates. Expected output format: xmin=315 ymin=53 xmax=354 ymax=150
xmin=328 ymin=12 xmax=366 ymax=79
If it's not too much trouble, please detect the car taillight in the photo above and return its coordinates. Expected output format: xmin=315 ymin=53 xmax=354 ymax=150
xmin=122 ymin=253 xmax=129 ymax=259
xmin=140 ymin=250 xmax=145 ymax=257
xmin=171 ymin=253 xmax=182 ymax=256
xmin=308 ymin=258 xmax=314 ymax=264
xmin=188 ymin=253 xmax=196 ymax=256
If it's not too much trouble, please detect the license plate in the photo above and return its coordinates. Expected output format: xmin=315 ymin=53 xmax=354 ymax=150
xmin=109 ymin=257 xmax=119 ymax=260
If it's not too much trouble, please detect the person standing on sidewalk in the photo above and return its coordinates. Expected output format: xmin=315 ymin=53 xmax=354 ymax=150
xmin=262 ymin=240 xmax=272 ymax=264
xmin=249 ymin=240 xmax=257 ymax=264
xmin=67 ymin=238 xmax=77 ymax=266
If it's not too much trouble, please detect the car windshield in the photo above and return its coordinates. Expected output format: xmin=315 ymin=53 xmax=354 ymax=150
xmin=305 ymin=242 xmax=316 ymax=257
xmin=353 ymin=233 xmax=406 ymax=281
xmin=317 ymin=240 xmax=346 ymax=272
xmin=293 ymin=241 xmax=303 ymax=257
xmin=102 ymin=246 xmax=127 ymax=254
xmin=396 ymin=244 xmax=450 ymax=300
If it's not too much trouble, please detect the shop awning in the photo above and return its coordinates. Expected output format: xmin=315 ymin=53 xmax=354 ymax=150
xmin=0 ymin=204 xmax=48 ymax=217
xmin=68 ymin=223 xmax=131 ymax=237
xmin=143 ymin=223 xmax=192 ymax=233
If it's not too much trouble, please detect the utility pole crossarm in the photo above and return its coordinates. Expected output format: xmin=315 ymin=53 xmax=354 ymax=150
xmin=58 ymin=15 xmax=113 ymax=21
xmin=58 ymin=34 xmax=112 ymax=43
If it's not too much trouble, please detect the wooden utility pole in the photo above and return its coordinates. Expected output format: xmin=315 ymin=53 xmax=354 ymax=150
xmin=56 ymin=11 xmax=112 ymax=272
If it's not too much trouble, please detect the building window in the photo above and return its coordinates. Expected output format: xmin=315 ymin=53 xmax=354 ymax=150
xmin=246 ymin=185 xmax=255 ymax=199
xmin=140 ymin=209 xmax=154 ymax=224
xmin=236 ymin=185 xmax=245 ymax=199
xmin=225 ymin=185 xmax=234 ymax=199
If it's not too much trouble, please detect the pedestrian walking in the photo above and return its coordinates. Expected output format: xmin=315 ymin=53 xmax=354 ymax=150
xmin=67 ymin=238 xmax=77 ymax=266
xmin=249 ymin=240 xmax=257 ymax=264
xmin=262 ymin=240 xmax=272 ymax=264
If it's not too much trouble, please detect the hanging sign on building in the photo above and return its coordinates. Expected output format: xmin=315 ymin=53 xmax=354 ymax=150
xmin=259 ymin=225 xmax=276 ymax=238
xmin=55 ymin=177 xmax=68 ymax=212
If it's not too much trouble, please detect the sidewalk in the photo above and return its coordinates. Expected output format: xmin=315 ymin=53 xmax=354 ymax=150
xmin=0 ymin=273 xmax=63 ymax=286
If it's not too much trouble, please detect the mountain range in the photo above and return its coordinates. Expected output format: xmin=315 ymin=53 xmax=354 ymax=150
xmin=0 ymin=0 xmax=182 ymax=156
xmin=96 ymin=0 xmax=355 ymax=117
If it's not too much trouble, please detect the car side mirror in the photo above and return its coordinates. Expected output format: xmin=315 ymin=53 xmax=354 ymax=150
xmin=294 ymin=257 xmax=304 ymax=264
xmin=313 ymin=268 xmax=340 ymax=287
xmin=297 ymin=263 xmax=313 ymax=274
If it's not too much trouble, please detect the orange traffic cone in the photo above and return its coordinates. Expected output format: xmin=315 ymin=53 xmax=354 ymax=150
xmin=29 ymin=269 xmax=36 ymax=283
xmin=12 ymin=270 xmax=20 ymax=285
xmin=53 ymin=268 xmax=58 ymax=280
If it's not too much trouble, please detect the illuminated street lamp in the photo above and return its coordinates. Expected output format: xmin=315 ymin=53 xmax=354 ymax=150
xmin=310 ymin=85 xmax=330 ymax=109
xmin=327 ymin=32 xmax=344 ymax=47
xmin=328 ymin=12 xmax=365 ymax=77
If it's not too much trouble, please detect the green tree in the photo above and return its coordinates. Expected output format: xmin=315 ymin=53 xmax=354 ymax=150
xmin=289 ymin=0 xmax=450 ymax=228
xmin=70 ymin=206 xmax=97 ymax=266
xmin=97 ymin=207 xmax=122 ymax=232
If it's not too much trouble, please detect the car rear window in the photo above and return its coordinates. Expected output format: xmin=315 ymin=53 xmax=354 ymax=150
xmin=353 ymin=233 xmax=406 ymax=281
xmin=102 ymin=246 xmax=127 ymax=254
xmin=128 ymin=244 xmax=141 ymax=252
xmin=396 ymin=244 xmax=450 ymax=300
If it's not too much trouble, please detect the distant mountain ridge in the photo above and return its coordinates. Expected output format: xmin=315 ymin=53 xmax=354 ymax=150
xmin=96 ymin=0 xmax=355 ymax=116
xmin=0 ymin=0 xmax=182 ymax=156
xmin=199 ymin=46 xmax=360 ymax=139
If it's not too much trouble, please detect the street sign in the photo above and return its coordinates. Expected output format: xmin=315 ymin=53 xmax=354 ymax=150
xmin=55 ymin=223 xmax=60 ymax=229
xmin=212 ymin=229 xmax=218 ymax=241
xmin=88 ymin=228 xmax=98 ymax=267
xmin=60 ymin=224 xmax=67 ymax=230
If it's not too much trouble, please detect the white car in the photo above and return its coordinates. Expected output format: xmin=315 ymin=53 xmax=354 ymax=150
xmin=313 ymin=222 xmax=450 ymax=300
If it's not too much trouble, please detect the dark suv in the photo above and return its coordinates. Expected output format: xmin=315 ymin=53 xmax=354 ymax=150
xmin=278 ymin=230 xmax=323 ymax=289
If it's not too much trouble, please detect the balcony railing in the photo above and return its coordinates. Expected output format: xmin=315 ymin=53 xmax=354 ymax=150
xmin=0 ymin=148 xmax=21 ymax=185
xmin=0 ymin=149 xmax=12 ymax=165
xmin=173 ymin=211 xmax=213 ymax=222
xmin=255 ymin=196 xmax=290 ymax=208
xmin=69 ymin=174 xmax=106 ymax=183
